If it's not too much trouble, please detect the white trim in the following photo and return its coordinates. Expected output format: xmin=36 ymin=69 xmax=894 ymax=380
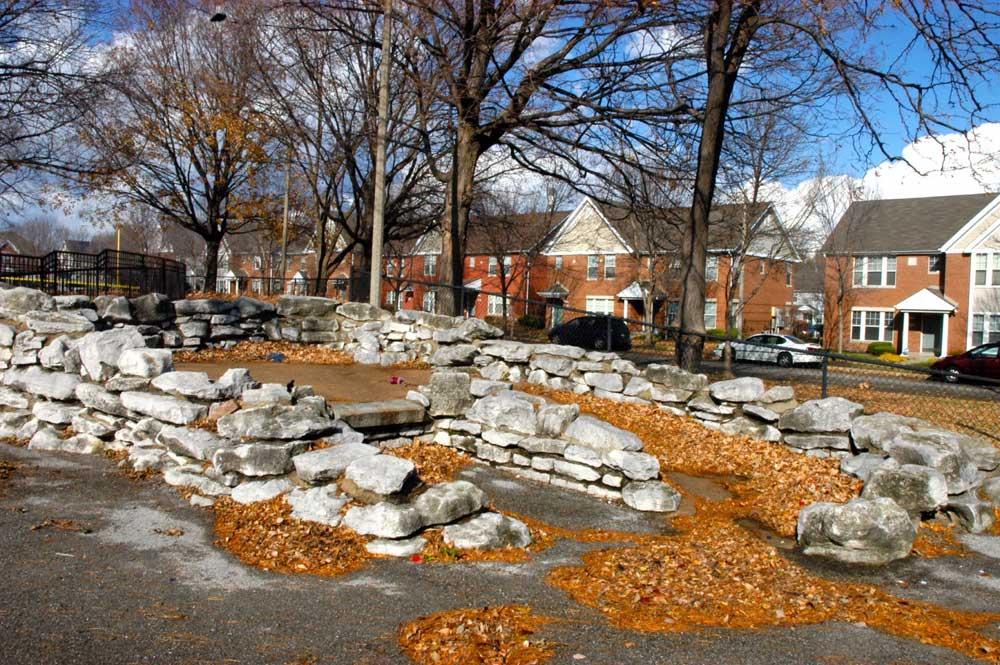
xmin=541 ymin=197 xmax=634 ymax=255
xmin=939 ymin=193 xmax=1000 ymax=252
xmin=850 ymin=306 xmax=895 ymax=312
xmin=967 ymin=251 xmax=976 ymax=349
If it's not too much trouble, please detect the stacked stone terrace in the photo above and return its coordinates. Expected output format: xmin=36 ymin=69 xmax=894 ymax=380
xmin=0 ymin=285 xmax=998 ymax=565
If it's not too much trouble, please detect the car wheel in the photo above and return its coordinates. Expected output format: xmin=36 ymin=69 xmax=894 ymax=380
xmin=944 ymin=367 xmax=960 ymax=384
xmin=776 ymin=352 xmax=793 ymax=368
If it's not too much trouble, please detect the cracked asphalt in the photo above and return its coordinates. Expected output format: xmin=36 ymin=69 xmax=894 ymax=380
xmin=1 ymin=443 xmax=999 ymax=665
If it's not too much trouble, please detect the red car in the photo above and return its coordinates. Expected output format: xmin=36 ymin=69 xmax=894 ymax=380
xmin=931 ymin=342 xmax=1000 ymax=383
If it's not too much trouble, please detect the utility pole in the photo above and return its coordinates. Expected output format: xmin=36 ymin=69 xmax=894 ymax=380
xmin=279 ymin=153 xmax=290 ymax=294
xmin=368 ymin=0 xmax=392 ymax=307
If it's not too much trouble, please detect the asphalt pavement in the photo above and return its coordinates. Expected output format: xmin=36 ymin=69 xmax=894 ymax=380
xmin=2 ymin=444 xmax=999 ymax=665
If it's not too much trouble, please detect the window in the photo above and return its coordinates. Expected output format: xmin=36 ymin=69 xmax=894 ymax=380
xmin=929 ymin=254 xmax=943 ymax=273
xmin=253 ymin=256 xmax=262 ymax=270
xmin=785 ymin=265 xmax=793 ymax=287
xmin=851 ymin=310 xmax=894 ymax=342
xmin=503 ymin=256 xmax=512 ymax=272
xmin=604 ymin=255 xmax=616 ymax=279
xmin=759 ymin=260 xmax=767 ymax=275
xmin=853 ymin=256 xmax=896 ymax=287
xmin=975 ymin=254 xmax=987 ymax=285
xmin=251 ymin=278 xmax=262 ymax=293
xmin=585 ymin=296 xmax=614 ymax=315
xmin=667 ymin=301 xmax=679 ymax=325
xmin=386 ymin=258 xmax=396 ymax=276
xmin=706 ymin=255 xmax=718 ymax=281
xmin=386 ymin=290 xmax=397 ymax=306
xmin=468 ymin=256 xmax=475 ymax=268
xmin=704 ymin=300 xmax=717 ymax=329
xmin=422 ymin=290 xmax=436 ymax=312
xmin=587 ymin=255 xmax=599 ymax=280
xmin=488 ymin=257 xmax=498 ymax=276
xmin=972 ymin=314 xmax=1000 ymax=345
xmin=555 ymin=256 xmax=563 ymax=270
xmin=995 ymin=255 xmax=1000 ymax=286
xmin=487 ymin=294 xmax=506 ymax=316
xmin=424 ymin=255 xmax=437 ymax=276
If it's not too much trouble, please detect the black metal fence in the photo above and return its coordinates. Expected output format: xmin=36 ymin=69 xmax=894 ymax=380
xmin=0 ymin=249 xmax=187 ymax=300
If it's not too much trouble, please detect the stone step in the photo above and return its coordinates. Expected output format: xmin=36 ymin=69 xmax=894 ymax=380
xmin=332 ymin=399 xmax=426 ymax=430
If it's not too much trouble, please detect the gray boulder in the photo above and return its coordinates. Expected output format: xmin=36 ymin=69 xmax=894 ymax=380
xmin=163 ymin=467 xmax=231 ymax=496
xmin=20 ymin=310 xmax=94 ymax=334
xmin=603 ymin=450 xmax=661 ymax=481
xmin=241 ymin=383 xmax=292 ymax=405
xmin=31 ymin=401 xmax=83 ymax=425
xmin=4 ymin=366 xmax=81 ymax=401
xmin=709 ymin=377 xmax=765 ymax=403
xmin=230 ymin=477 xmax=295 ymax=505
xmin=292 ymin=442 xmax=379 ymax=483
xmin=861 ymin=465 xmax=949 ymax=514
xmin=286 ymin=486 xmax=349 ymax=526
xmin=430 ymin=344 xmax=478 ymax=366
xmin=563 ymin=415 xmax=642 ymax=452
xmin=644 ymin=363 xmax=708 ymax=391
xmin=480 ymin=340 xmax=532 ymax=363
xmin=466 ymin=393 xmax=537 ymax=435
xmin=156 ymin=425 xmax=232 ymax=461
xmin=121 ymin=391 xmax=206 ymax=425
xmin=537 ymin=403 xmax=580 ymax=438
xmin=75 ymin=383 xmax=128 ymax=417
xmin=94 ymin=295 xmax=132 ymax=323
xmin=423 ymin=371 xmax=473 ymax=417
xmin=720 ymin=417 xmax=782 ymax=442
xmin=117 ymin=348 xmax=174 ymax=378
xmin=343 ymin=502 xmax=424 ymax=539
xmin=758 ymin=385 xmax=795 ymax=403
xmin=173 ymin=299 xmax=233 ymax=316
xmin=0 ymin=386 xmax=29 ymax=409
xmin=840 ymin=453 xmax=892 ymax=482
xmin=344 ymin=454 xmax=416 ymax=496
xmin=955 ymin=434 xmax=1000 ymax=472
xmin=742 ymin=404 xmax=780 ymax=423
xmin=234 ymin=297 xmax=274 ymax=319
xmin=77 ymin=328 xmax=146 ymax=382
xmin=413 ymin=480 xmax=486 ymax=526
xmin=337 ymin=302 xmax=389 ymax=321
xmin=584 ymin=372 xmax=624 ymax=393
xmin=850 ymin=412 xmax=928 ymax=452
xmin=276 ymin=295 xmax=340 ymax=318
xmin=783 ymin=434 xmax=851 ymax=451
xmin=38 ymin=335 xmax=72 ymax=370
xmin=129 ymin=293 xmax=174 ymax=323
xmin=442 ymin=512 xmax=532 ymax=549
xmin=0 ymin=323 xmax=14 ymax=346
xmin=778 ymin=397 xmax=864 ymax=433
xmin=531 ymin=344 xmax=586 ymax=360
xmin=944 ymin=492 xmax=996 ymax=533
xmin=984 ymin=477 xmax=1000 ymax=506
xmin=366 ymin=536 xmax=427 ymax=557
xmin=216 ymin=403 xmax=334 ymax=441
xmin=529 ymin=354 xmax=575 ymax=377
xmin=0 ymin=287 xmax=54 ymax=316
xmin=883 ymin=430 xmax=980 ymax=495
xmin=621 ymin=481 xmax=681 ymax=512
xmin=797 ymin=497 xmax=916 ymax=565
xmin=213 ymin=443 xmax=291 ymax=477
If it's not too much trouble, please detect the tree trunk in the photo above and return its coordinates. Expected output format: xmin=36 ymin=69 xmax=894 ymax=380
xmin=438 ymin=126 xmax=477 ymax=316
xmin=204 ymin=236 xmax=221 ymax=292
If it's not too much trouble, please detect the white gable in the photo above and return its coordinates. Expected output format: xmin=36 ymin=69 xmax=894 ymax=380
xmin=939 ymin=194 xmax=1000 ymax=252
xmin=895 ymin=288 xmax=956 ymax=313
xmin=543 ymin=198 xmax=632 ymax=255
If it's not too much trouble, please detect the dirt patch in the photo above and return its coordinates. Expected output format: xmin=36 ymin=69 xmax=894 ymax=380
xmin=398 ymin=605 xmax=556 ymax=665
xmin=0 ymin=459 xmax=20 ymax=496
xmin=175 ymin=361 xmax=432 ymax=403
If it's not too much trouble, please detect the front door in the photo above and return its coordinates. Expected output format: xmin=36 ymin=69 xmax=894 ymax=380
xmin=920 ymin=313 xmax=941 ymax=355
xmin=551 ymin=303 xmax=564 ymax=327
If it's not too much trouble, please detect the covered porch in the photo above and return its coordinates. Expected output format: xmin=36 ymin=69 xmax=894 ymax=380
xmin=616 ymin=281 xmax=667 ymax=328
xmin=895 ymin=287 xmax=957 ymax=357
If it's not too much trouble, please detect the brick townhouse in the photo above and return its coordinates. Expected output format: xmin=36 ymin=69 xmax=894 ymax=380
xmin=822 ymin=192 xmax=1000 ymax=356
xmin=387 ymin=196 xmax=799 ymax=335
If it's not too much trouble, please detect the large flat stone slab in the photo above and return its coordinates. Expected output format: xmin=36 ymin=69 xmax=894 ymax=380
xmin=331 ymin=399 xmax=425 ymax=430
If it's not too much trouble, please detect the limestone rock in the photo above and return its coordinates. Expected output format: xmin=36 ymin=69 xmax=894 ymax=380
xmin=603 ymin=450 xmax=660 ymax=481
xmin=720 ymin=417 xmax=782 ymax=442
xmin=442 ymin=512 xmax=532 ymax=549
xmin=709 ymin=377 xmax=765 ymax=403
xmin=413 ymin=480 xmax=486 ymax=526
xmin=163 ymin=467 xmax=231 ymax=496
xmin=423 ymin=371 xmax=473 ymax=417
xmin=430 ymin=344 xmax=478 ymax=366
xmin=31 ymin=401 xmax=83 ymax=425
xmin=644 ymin=364 xmax=708 ymax=391
xmin=121 ymin=391 xmax=207 ymax=425
xmin=0 ymin=287 xmax=55 ymax=316
xmin=621 ymin=481 xmax=681 ymax=512
xmin=292 ymin=442 xmax=379 ymax=483
xmin=366 ymin=536 xmax=427 ymax=557
xmin=216 ymin=403 xmax=334 ymax=440
xmin=95 ymin=295 xmax=132 ymax=323
xmin=584 ymin=372 xmax=624 ymax=393
xmin=861 ymin=465 xmax=949 ymax=514
xmin=21 ymin=310 xmax=94 ymax=334
xmin=944 ymin=492 xmax=996 ymax=533
xmin=230 ymin=477 xmax=295 ymax=504
xmin=343 ymin=502 xmax=423 ymax=539
xmin=0 ymin=386 xmax=29 ymax=409
xmin=286 ymin=486 xmax=349 ymax=526
xmin=129 ymin=293 xmax=174 ymax=323
xmin=117 ymin=348 xmax=174 ymax=378
xmin=213 ymin=443 xmax=291 ymax=477
xmin=77 ymin=328 xmax=146 ymax=382
xmin=839 ymin=453 xmax=892 ymax=482
xmin=797 ymin=497 xmax=916 ymax=565
xmin=563 ymin=415 xmax=642 ymax=452
xmin=4 ymin=366 xmax=81 ymax=401
xmin=344 ymin=454 xmax=416 ymax=496
xmin=157 ymin=425 xmax=232 ymax=461
xmin=537 ymin=403 xmax=580 ymax=438
xmin=466 ymin=393 xmax=537 ymax=435
xmin=778 ymin=397 xmax=863 ymax=433
xmin=850 ymin=412 xmax=928 ymax=452
xmin=883 ymin=430 xmax=980 ymax=495
xmin=276 ymin=295 xmax=340 ymax=318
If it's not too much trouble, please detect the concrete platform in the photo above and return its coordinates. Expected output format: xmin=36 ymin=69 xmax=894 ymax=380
xmin=332 ymin=399 xmax=426 ymax=429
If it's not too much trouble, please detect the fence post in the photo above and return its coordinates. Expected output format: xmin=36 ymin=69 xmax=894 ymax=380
xmin=821 ymin=352 xmax=830 ymax=398
xmin=605 ymin=315 xmax=612 ymax=351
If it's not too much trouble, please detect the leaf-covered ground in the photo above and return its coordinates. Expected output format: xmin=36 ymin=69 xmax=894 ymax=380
xmin=399 ymin=605 xmax=556 ymax=665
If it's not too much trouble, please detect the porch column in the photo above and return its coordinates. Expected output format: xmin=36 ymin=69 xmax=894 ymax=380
xmin=900 ymin=311 xmax=909 ymax=355
xmin=940 ymin=313 xmax=949 ymax=357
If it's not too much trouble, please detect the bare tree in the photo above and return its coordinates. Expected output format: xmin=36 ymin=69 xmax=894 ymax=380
xmin=11 ymin=214 xmax=69 ymax=254
xmin=77 ymin=0 xmax=280 ymax=288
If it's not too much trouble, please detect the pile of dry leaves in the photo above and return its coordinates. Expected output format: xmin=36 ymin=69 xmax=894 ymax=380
xmin=388 ymin=441 xmax=472 ymax=485
xmin=214 ymin=495 xmax=372 ymax=577
xmin=175 ymin=341 xmax=354 ymax=366
xmin=399 ymin=605 xmax=555 ymax=665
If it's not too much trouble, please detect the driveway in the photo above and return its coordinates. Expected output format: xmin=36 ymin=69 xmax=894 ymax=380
xmin=2 ymin=444 xmax=999 ymax=664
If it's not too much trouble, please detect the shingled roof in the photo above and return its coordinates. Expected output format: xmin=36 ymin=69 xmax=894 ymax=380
xmin=823 ymin=193 xmax=998 ymax=255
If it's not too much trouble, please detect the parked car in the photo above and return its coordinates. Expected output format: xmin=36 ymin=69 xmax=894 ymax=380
xmin=713 ymin=333 xmax=823 ymax=368
xmin=548 ymin=315 xmax=631 ymax=351
xmin=931 ymin=342 xmax=1000 ymax=383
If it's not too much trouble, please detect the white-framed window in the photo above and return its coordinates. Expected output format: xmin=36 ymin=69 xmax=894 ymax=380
xmin=386 ymin=290 xmax=398 ymax=306
xmin=487 ymin=294 xmax=507 ymax=316
xmin=851 ymin=309 xmax=894 ymax=342
xmin=704 ymin=300 xmax=717 ymax=329
xmin=488 ymin=257 xmax=498 ymax=275
xmin=972 ymin=313 xmax=1000 ymax=345
xmin=929 ymin=254 xmax=943 ymax=273
xmin=785 ymin=265 xmax=793 ymax=287
xmin=604 ymin=255 xmax=616 ymax=279
xmin=974 ymin=253 xmax=1000 ymax=286
xmin=253 ymin=256 xmax=262 ymax=270
xmin=759 ymin=259 xmax=767 ymax=275
xmin=585 ymin=295 xmax=614 ymax=315
xmin=422 ymin=290 xmax=436 ymax=312
xmin=587 ymin=255 xmax=599 ymax=280
xmin=706 ymin=255 xmax=718 ymax=281
xmin=853 ymin=255 xmax=897 ymax=287
xmin=386 ymin=258 xmax=396 ymax=276
xmin=424 ymin=255 xmax=437 ymax=276
xmin=251 ymin=278 xmax=262 ymax=292
xmin=468 ymin=256 xmax=475 ymax=268
xmin=503 ymin=255 xmax=512 ymax=272
xmin=555 ymin=256 xmax=563 ymax=270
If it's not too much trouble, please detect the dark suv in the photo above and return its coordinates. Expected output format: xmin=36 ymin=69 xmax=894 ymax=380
xmin=548 ymin=315 xmax=631 ymax=351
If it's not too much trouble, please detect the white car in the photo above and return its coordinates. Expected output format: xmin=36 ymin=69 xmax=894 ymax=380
xmin=714 ymin=334 xmax=823 ymax=367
